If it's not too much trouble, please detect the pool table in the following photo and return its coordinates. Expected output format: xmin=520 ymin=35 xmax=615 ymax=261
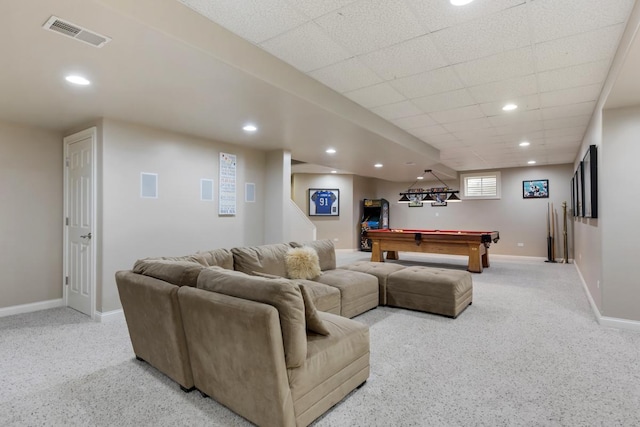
xmin=365 ymin=229 xmax=500 ymax=273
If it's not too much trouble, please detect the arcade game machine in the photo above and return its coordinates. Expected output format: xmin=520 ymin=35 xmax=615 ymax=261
xmin=359 ymin=198 xmax=389 ymax=251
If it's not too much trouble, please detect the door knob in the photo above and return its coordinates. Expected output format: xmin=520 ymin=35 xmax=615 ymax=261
xmin=80 ymin=233 xmax=92 ymax=239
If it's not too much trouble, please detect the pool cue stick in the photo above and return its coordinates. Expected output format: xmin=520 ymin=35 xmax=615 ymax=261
xmin=562 ymin=201 xmax=568 ymax=264
xmin=546 ymin=203 xmax=552 ymax=262
xmin=551 ymin=202 xmax=556 ymax=262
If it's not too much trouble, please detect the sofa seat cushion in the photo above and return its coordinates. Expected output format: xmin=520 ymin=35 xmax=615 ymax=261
xmin=313 ymin=269 xmax=379 ymax=318
xmin=293 ymin=280 xmax=341 ymax=315
xmin=132 ymin=259 xmax=206 ymax=287
xmin=197 ymin=248 xmax=234 ymax=269
xmin=197 ymin=267 xmax=307 ymax=368
xmin=232 ymin=243 xmax=291 ymax=277
xmin=339 ymin=261 xmax=406 ymax=305
xmin=290 ymin=240 xmax=336 ymax=271
xmin=287 ymin=312 xmax=369 ymax=424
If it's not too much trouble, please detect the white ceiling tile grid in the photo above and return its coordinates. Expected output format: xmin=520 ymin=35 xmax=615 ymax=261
xmin=181 ymin=0 xmax=635 ymax=171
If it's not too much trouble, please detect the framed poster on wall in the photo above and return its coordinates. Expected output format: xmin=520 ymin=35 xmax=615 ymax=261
xmin=576 ymin=161 xmax=584 ymax=217
xmin=309 ymin=188 xmax=339 ymax=216
xmin=582 ymin=145 xmax=598 ymax=218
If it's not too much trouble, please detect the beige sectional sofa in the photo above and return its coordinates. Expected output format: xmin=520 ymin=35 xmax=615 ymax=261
xmin=116 ymin=240 xmax=375 ymax=427
xmin=116 ymin=239 xmax=472 ymax=426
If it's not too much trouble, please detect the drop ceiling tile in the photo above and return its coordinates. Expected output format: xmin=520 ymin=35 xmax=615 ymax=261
xmin=309 ymin=57 xmax=383 ymax=93
xmin=535 ymin=25 xmax=625 ymax=72
xmin=469 ymin=75 xmax=538 ymax=104
xmin=344 ymin=82 xmax=406 ymax=108
xmin=412 ymin=89 xmax=476 ymax=114
xmin=537 ymin=60 xmax=610 ymax=92
xmin=452 ymin=128 xmax=499 ymax=141
xmin=545 ymin=126 xmax=587 ymax=138
xmin=286 ymin=0 xmax=358 ymax=19
xmin=409 ymin=124 xmax=450 ymax=138
xmin=425 ymin=133 xmax=462 ymax=146
xmin=541 ymin=101 xmax=597 ymax=121
xmin=480 ymin=95 xmax=540 ymax=117
xmin=358 ymin=34 xmax=448 ymax=80
xmin=544 ymin=137 xmax=582 ymax=147
xmin=544 ymin=115 xmax=591 ymax=130
xmin=430 ymin=5 xmax=530 ymax=64
xmin=260 ymin=22 xmax=352 ymax=72
xmin=405 ymin=0 xmax=525 ymax=32
xmin=314 ymin=0 xmax=425 ymax=55
xmin=371 ymin=100 xmax=423 ymax=120
xmin=390 ymin=67 xmax=464 ymax=99
xmin=430 ymin=105 xmax=485 ymax=125
xmin=529 ymin=0 xmax=634 ymax=44
xmin=487 ymin=109 xmax=543 ymax=127
xmin=443 ymin=117 xmax=492 ymax=133
xmin=454 ymin=47 xmax=535 ymax=87
xmin=494 ymin=125 xmax=545 ymax=139
xmin=540 ymin=84 xmax=602 ymax=108
xmin=181 ymin=0 xmax=307 ymax=43
xmin=391 ymin=114 xmax=437 ymax=130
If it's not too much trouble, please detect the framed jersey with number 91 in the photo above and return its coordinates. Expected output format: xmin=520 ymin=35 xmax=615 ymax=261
xmin=309 ymin=188 xmax=339 ymax=216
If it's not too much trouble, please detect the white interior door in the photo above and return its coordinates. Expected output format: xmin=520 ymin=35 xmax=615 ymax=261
xmin=64 ymin=128 xmax=96 ymax=317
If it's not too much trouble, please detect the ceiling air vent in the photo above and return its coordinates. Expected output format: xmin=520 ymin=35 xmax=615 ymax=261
xmin=42 ymin=16 xmax=111 ymax=48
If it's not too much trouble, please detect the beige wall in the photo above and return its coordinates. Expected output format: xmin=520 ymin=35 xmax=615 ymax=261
xmin=99 ymin=119 xmax=266 ymax=311
xmin=601 ymin=106 xmax=640 ymax=321
xmin=375 ymin=165 xmax=573 ymax=258
xmin=292 ymin=174 xmax=354 ymax=249
xmin=0 ymin=120 xmax=63 ymax=308
xmin=573 ymin=111 xmax=603 ymax=310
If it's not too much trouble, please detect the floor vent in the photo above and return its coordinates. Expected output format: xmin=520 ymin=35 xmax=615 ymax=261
xmin=42 ymin=16 xmax=111 ymax=48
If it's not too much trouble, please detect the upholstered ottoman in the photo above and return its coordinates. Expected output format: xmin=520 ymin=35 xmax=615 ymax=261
xmin=340 ymin=261 xmax=406 ymax=305
xmin=386 ymin=266 xmax=473 ymax=318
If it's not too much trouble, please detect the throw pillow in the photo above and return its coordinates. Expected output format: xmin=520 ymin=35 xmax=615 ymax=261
xmin=299 ymin=284 xmax=330 ymax=336
xmin=285 ymin=246 xmax=321 ymax=280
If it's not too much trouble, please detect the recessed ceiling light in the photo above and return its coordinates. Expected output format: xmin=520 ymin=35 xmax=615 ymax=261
xmin=325 ymin=148 xmax=336 ymax=154
xmin=528 ymin=160 xmax=536 ymax=164
xmin=502 ymin=103 xmax=518 ymax=111
xmin=519 ymin=141 xmax=530 ymax=147
xmin=331 ymin=170 xmax=337 ymax=174
xmin=450 ymin=0 xmax=475 ymax=5
xmin=242 ymin=124 xmax=257 ymax=132
xmin=374 ymin=163 xmax=383 ymax=168
xmin=417 ymin=176 xmax=424 ymax=180
xmin=65 ymin=75 xmax=90 ymax=86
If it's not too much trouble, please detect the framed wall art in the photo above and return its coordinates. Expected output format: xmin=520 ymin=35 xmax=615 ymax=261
xmin=582 ymin=145 xmax=598 ymax=218
xmin=309 ymin=188 xmax=339 ymax=216
xmin=523 ymin=179 xmax=549 ymax=199
xmin=576 ymin=162 xmax=584 ymax=217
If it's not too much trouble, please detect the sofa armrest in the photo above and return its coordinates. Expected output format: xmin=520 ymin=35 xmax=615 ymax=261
xmin=177 ymin=286 xmax=296 ymax=427
xmin=115 ymin=271 xmax=193 ymax=389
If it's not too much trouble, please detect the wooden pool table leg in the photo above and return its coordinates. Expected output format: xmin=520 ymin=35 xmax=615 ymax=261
xmin=386 ymin=250 xmax=399 ymax=260
xmin=371 ymin=241 xmax=384 ymax=262
xmin=467 ymin=244 xmax=483 ymax=273
xmin=481 ymin=246 xmax=490 ymax=268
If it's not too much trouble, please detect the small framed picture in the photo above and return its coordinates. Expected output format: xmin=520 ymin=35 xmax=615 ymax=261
xmin=523 ymin=179 xmax=549 ymax=199
xmin=309 ymin=188 xmax=339 ymax=216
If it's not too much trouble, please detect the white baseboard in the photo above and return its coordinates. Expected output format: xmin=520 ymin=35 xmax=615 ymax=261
xmin=0 ymin=298 xmax=64 ymax=318
xmin=574 ymin=264 xmax=640 ymax=333
xmin=95 ymin=309 xmax=124 ymax=323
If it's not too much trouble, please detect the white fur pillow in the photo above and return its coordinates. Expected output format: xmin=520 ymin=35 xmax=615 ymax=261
xmin=285 ymin=246 xmax=322 ymax=280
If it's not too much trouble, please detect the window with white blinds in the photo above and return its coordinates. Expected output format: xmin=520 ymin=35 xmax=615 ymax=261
xmin=460 ymin=172 xmax=501 ymax=199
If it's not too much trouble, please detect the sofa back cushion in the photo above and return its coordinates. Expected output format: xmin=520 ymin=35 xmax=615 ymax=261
xmin=133 ymin=259 xmax=206 ymax=287
xmin=290 ymin=240 xmax=336 ymax=271
xmin=197 ymin=248 xmax=234 ymax=269
xmin=231 ymin=243 xmax=290 ymax=277
xmin=197 ymin=267 xmax=307 ymax=368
